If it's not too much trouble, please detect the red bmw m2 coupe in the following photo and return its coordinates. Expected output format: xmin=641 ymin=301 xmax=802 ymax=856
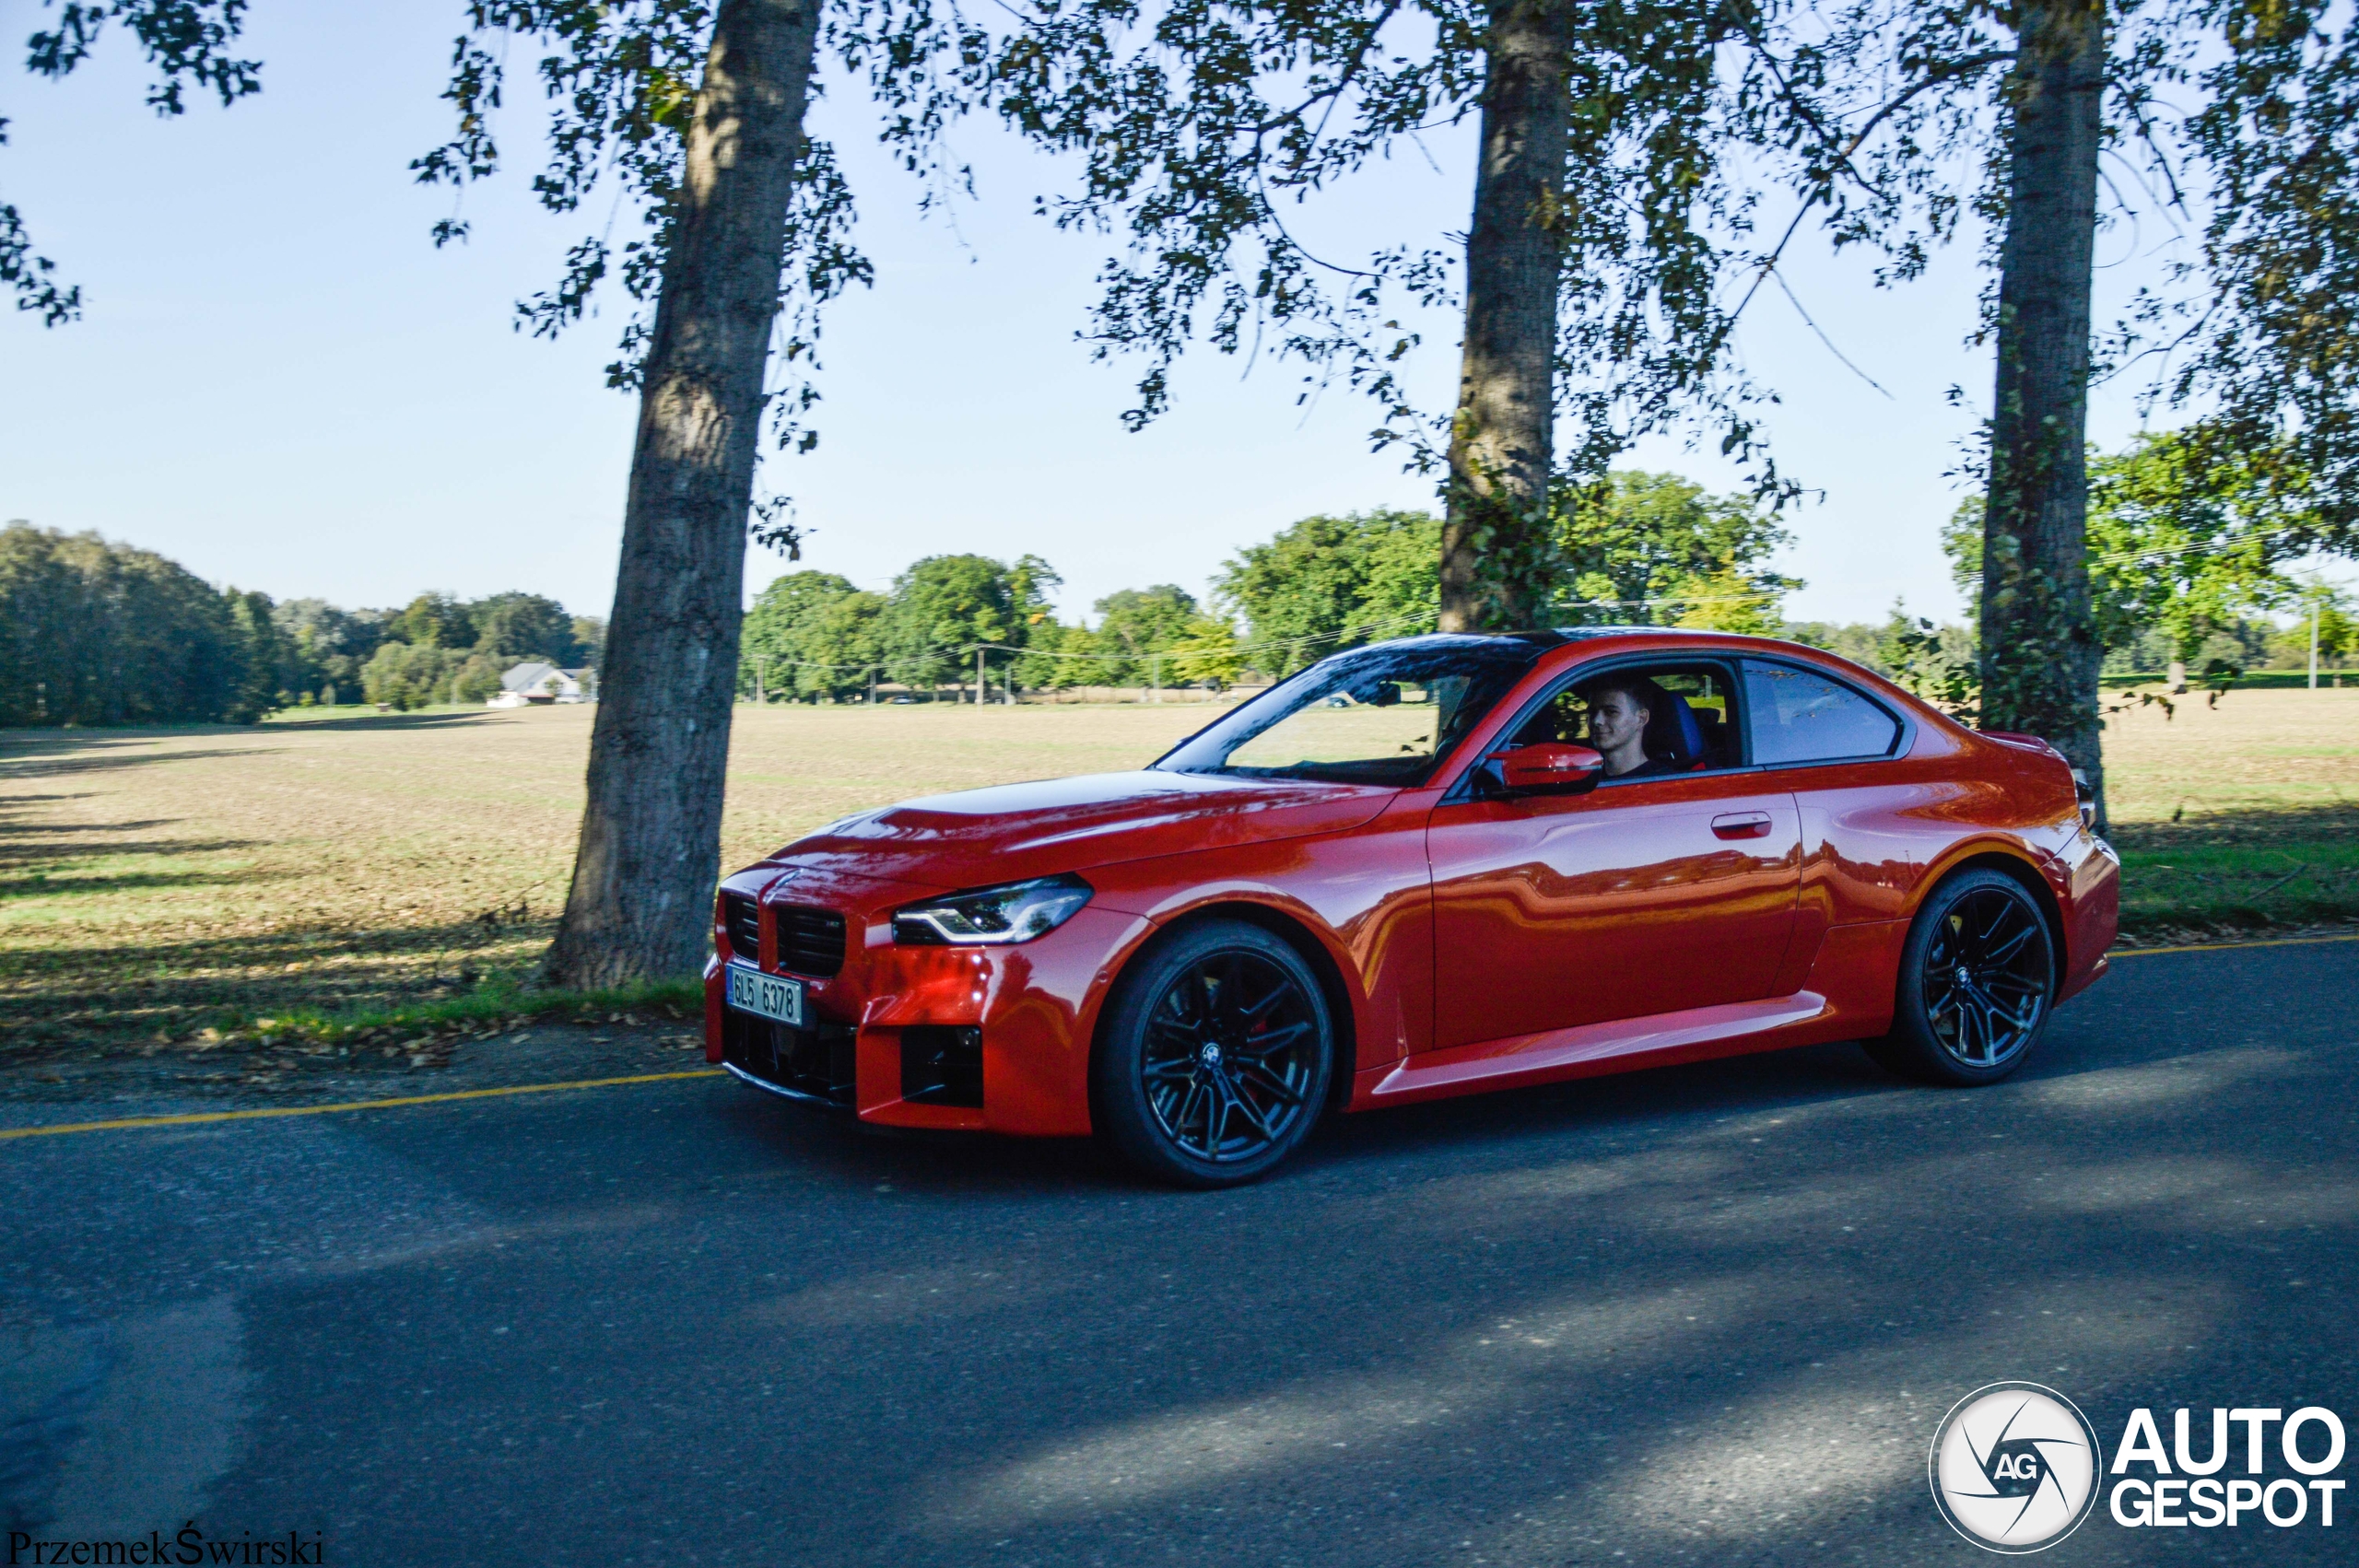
xmin=705 ymin=628 xmax=2118 ymax=1186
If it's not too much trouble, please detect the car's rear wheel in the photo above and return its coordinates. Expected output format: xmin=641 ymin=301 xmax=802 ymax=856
xmin=1093 ymin=919 xmax=1333 ymax=1188
xmin=1866 ymin=867 xmax=2057 ymax=1086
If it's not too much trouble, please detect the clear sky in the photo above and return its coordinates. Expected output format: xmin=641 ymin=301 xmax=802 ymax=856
xmin=5 ymin=4 xmax=2337 ymax=629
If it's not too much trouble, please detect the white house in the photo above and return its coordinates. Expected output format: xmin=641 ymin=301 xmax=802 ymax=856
xmin=487 ymin=661 xmax=596 ymax=708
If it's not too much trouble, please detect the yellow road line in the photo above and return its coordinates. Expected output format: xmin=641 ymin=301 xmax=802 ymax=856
xmin=2112 ymin=932 xmax=2359 ymax=959
xmin=9 ymin=932 xmax=2353 ymax=1141
xmin=0 ymin=1068 xmax=724 ymax=1142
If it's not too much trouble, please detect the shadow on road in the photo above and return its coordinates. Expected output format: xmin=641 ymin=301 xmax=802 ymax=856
xmin=2 ymin=944 xmax=2350 ymax=1564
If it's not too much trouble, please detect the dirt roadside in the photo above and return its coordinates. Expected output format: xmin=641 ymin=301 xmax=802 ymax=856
xmin=0 ymin=1019 xmax=710 ymax=1119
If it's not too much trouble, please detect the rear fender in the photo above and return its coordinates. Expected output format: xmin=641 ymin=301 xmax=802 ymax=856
xmin=1911 ymin=837 xmax=2094 ymax=996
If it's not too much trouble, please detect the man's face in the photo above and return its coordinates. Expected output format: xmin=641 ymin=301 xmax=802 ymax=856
xmin=1589 ymin=689 xmax=1649 ymax=755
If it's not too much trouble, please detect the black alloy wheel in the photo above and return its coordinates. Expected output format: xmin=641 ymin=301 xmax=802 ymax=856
xmin=1867 ymin=867 xmax=2058 ymax=1086
xmin=1093 ymin=919 xmax=1334 ymax=1188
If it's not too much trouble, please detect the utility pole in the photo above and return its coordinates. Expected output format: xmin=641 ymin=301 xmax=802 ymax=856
xmin=867 ymin=665 xmax=877 ymax=706
xmin=754 ymin=656 xmax=767 ymax=705
xmin=976 ymin=645 xmax=986 ymax=705
xmin=2311 ymin=597 xmax=2321 ymax=691
xmin=1151 ymin=652 xmax=1161 ymax=703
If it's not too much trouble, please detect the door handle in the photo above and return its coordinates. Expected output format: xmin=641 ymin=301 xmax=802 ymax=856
xmin=1711 ymin=812 xmax=1774 ymax=839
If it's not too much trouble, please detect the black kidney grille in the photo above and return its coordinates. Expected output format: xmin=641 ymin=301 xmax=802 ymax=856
xmin=722 ymin=893 xmax=761 ymax=965
xmin=774 ymin=904 xmax=848 ymax=977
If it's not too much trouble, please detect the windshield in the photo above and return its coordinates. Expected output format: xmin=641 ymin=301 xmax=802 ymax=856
xmin=1154 ymin=637 xmax=1545 ymax=786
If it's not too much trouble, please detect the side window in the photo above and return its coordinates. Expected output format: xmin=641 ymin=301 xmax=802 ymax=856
xmin=1510 ymin=663 xmax=1742 ymax=772
xmin=1743 ymin=661 xmax=1899 ymax=765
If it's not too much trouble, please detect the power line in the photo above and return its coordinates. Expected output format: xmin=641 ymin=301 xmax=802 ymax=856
xmin=2083 ymin=521 xmax=2311 ymax=572
xmin=972 ymin=609 xmax=1443 ymax=666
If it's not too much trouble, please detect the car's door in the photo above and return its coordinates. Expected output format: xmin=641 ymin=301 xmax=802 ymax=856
xmin=1424 ymin=661 xmax=1802 ymax=1051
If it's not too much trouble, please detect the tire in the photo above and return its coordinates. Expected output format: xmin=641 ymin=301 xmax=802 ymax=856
xmin=1865 ymin=867 xmax=2058 ymax=1086
xmin=1092 ymin=919 xmax=1335 ymax=1188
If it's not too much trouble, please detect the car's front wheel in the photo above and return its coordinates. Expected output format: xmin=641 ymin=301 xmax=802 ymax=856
xmin=1866 ymin=867 xmax=2058 ymax=1086
xmin=1092 ymin=919 xmax=1334 ymax=1188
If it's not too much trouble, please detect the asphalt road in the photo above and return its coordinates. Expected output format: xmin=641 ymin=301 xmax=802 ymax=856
xmin=4 ymin=940 xmax=2354 ymax=1567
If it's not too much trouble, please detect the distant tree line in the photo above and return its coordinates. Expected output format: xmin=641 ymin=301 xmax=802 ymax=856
xmin=739 ymin=450 xmax=2355 ymax=712
xmin=735 ymin=473 xmax=1814 ymax=700
xmin=0 ymin=521 xmax=604 ymax=726
xmin=0 ymin=522 xmax=268 ymax=725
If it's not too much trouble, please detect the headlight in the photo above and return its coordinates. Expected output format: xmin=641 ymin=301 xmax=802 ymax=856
xmin=892 ymin=874 xmax=1094 ymax=945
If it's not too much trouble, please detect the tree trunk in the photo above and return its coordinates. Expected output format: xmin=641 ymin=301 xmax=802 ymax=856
xmin=1978 ymin=0 xmax=2107 ymax=825
xmin=544 ymin=0 xmax=823 ymax=988
xmin=1439 ymin=0 xmax=1570 ymax=633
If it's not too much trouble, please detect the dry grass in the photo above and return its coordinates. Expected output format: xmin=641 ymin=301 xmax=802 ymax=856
xmin=2099 ymin=685 xmax=2359 ymax=933
xmin=2102 ymin=685 xmax=2359 ymax=819
xmin=0 ymin=701 xmax=1215 ymax=1045
xmin=5 ymin=685 xmax=2353 ymax=1046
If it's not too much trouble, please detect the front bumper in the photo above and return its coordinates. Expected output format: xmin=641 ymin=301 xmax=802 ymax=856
xmin=703 ymin=866 xmax=1150 ymax=1135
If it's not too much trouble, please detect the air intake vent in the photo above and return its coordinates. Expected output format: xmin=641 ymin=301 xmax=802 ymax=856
xmin=722 ymin=1012 xmax=856 ymax=1106
xmin=900 ymin=1025 xmax=983 ymax=1107
xmin=773 ymin=905 xmax=848 ymax=977
xmin=722 ymin=893 xmax=761 ymax=965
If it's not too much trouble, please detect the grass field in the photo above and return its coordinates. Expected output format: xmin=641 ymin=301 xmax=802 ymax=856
xmin=4 ymin=686 xmax=2353 ymax=1047
xmin=0 ymin=701 xmax=1218 ymax=1046
xmin=2100 ymin=685 xmax=2359 ymax=933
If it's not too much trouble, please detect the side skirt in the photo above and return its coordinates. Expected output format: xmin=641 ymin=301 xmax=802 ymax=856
xmin=1360 ymin=993 xmax=1845 ymax=1109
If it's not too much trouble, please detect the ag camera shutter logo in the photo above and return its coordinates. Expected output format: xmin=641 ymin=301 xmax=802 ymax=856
xmin=1929 ymin=1382 xmax=2104 ymax=1552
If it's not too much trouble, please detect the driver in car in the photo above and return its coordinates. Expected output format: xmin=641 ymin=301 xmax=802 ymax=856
xmin=1580 ymin=674 xmax=1683 ymax=779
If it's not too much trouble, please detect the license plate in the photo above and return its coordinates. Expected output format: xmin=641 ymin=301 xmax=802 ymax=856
xmin=724 ymin=964 xmax=804 ymax=1027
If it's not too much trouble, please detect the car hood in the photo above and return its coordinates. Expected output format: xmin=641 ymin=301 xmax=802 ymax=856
xmin=773 ymin=770 xmax=1400 ymax=892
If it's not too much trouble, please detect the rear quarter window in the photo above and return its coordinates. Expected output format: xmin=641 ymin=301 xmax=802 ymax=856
xmin=1743 ymin=661 xmax=1901 ymax=765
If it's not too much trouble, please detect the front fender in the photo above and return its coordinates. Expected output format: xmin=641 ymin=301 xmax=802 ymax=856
xmin=1083 ymin=813 xmax=1435 ymax=1081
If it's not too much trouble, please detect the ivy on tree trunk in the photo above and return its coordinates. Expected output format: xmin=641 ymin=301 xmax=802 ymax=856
xmin=545 ymin=0 xmax=825 ymax=988
xmin=1979 ymin=0 xmax=2107 ymax=824
xmin=1440 ymin=0 xmax=1571 ymax=634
